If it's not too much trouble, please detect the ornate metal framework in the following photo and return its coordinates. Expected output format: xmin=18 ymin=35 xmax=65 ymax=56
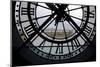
xmin=13 ymin=1 xmax=96 ymax=62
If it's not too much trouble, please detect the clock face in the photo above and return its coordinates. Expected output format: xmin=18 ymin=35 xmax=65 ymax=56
xmin=15 ymin=1 xmax=96 ymax=60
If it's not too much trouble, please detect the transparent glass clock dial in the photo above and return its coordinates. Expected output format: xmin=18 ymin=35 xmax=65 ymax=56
xmin=15 ymin=1 xmax=96 ymax=60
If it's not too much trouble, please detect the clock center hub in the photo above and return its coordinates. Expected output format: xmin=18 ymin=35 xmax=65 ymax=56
xmin=55 ymin=7 xmax=70 ymax=25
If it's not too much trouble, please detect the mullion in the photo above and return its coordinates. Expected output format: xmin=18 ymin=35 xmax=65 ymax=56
xmin=30 ymin=12 xmax=56 ymax=38
xmin=48 ymin=17 xmax=58 ymax=54
xmin=31 ymin=2 xmax=51 ymax=10
xmin=66 ymin=14 xmax=91 ymax=44
xmin=55 ymin=44 xmax=59 ymax=53
xmin=63 ymin=11 xmax=78 ymax=32
xmin=69 ymin=15 xmax=95 ymax=25
xmin=49 ymin=23 xmax=57 ymax=54
xmin=41 ymin=41 xmax=46 ymax=49
xmin=35 ymin=17 xmax=56 ymax=40
xmin=53 ymin=23 xmax=58 ymax=39
xmin=66 ymin=6 xmax=86 ymax=12
xmin=36 ymin=13 xmax=56 ymax=31
xmin=21 ymin=14 xmax=52 ymax=23
xmin=67 ymin=42 xmax=71 ymax=53
xmin=64 ymin=8 xmax=92 ymax=44
xmin=62 ymin=22 xmax=67 ymax=39
xmin=61 ymin=44 xmax=63 ymax=53
xmin=54 ymin=23 xmax=62 ymax=54
xmin=41 ymin=16 xmax=56 ymax=32
xmin=67 ymin=21 xmax=78 ymax=33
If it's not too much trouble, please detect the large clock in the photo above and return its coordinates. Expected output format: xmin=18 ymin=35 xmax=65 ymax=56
xmin=12 ymin=0 xmax=96 ymax=66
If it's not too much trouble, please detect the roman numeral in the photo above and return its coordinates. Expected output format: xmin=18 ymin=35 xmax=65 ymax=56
xmin=21 ymin=7 xmax=34 ymax=15
xmin=90 ymin=27 xmax=96 ymax=41
xmin=84 ymin=10 xmax=95 ymax=18
xmin=55 ymin=44 xmax=63 ymax=54
xmin=71 ymin=41 xmax=75 ymax=50
xmin=84 ymin=25 xmax=92 ymax=36
xmin=49 ymin=43 xmax=53 ymax=54
xmin=24 ymin=25 xmax=34 ymax=37
xmin=71 ymin=38 xmax=81 ymax=49
xmin=67 ymin=42 xmax=71 ymax=53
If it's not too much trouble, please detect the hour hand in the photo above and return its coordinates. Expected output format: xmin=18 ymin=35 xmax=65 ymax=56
xmin=56 ymin=4 xmax=69 ymax=10
xmin=46 ymin=3 xmax=58 ymax=11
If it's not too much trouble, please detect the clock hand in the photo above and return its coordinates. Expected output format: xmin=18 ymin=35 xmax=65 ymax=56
xmin=56 ymin=4 xmax=68 ymax=10
xmin=46 ymin=3 xmax=60 ymax=26
xmin=27 ymin=2 xmax=56 ymax=43
xmin=63 ymin=6 xmax=92 ymax=45
xmin=46 ymin=3 xmax=58 ymax=11
xmin=54 ymin=4 xmax=68 ymax=26
xmin=46 ymin=4 xmax=68 ymax=26
xmin=15 ymin=7 xmax=57 ymax=53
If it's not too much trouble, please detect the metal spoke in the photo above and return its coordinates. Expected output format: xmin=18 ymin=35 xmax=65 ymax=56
xmin=64 ymin=7 xmax=92 ymax=44
xmin=61 ymin=44 xmax=63 ymax=53
xmin=55 ymin=43 xmax=60 ymax=53
xmin=31 ymin=2 xmax=51 ymax=10
xmin=67 ymin=42 xmax=71 ymax=53
xmin=53 ymin=23 xmax=58 ymax=39
xmin=21 ymin=14 xmax=52 ymax=23
xmin=69 ymin=15 xmax=95 ymax=25
xmin=48 ymin=17 xmax=58 ymax=54
xmin=41 ymin=16 xmax=56 ymax=32
xmin=67 ymin=20 xmax=78 ymax=33
xmin=49 ymin=43 xmax=53 ymax=54
xmin=66 ymin=6 xmax=86 ymax=12
xmin=62 ymin=22 xmax=67 ymax=40
xmin=16 ymin=6 xmax=56 ymax=52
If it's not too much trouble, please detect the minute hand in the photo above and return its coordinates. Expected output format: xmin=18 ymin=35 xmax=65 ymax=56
xmin=46 ymin=3 xmax=58 ymax=11
xmin=16 ymin=11 xmax=57 ymax=52
xmin=63 ymin=7 xmax=92 ymax=44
